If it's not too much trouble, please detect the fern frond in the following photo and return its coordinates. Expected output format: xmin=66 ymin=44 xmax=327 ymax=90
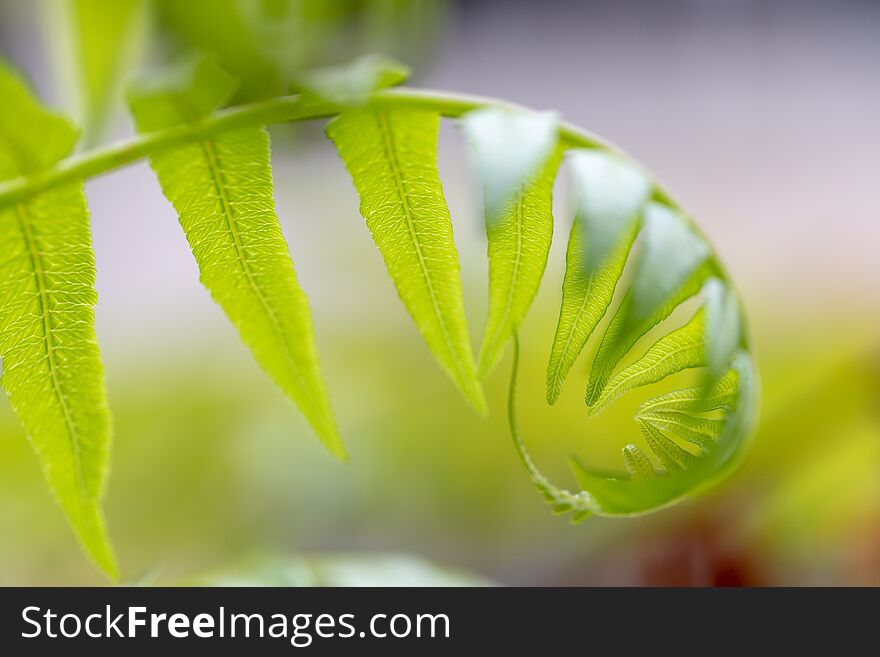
xmin=503 ymin=156 xmax=757 ymax=517
xmin=637 ymin=370 xmax=739 ymax=415
xmin=0 ymin=50 xmax=761 ymax=548
xmin=298 ymin=54 xmax=410 ymax=106
xmin=327 ymin=107 xmax=486 ymax=413
xmin=0 ymin=62 xmax=116 ymax=577
xmin=128 ymin=56 xmax=344 ymax=457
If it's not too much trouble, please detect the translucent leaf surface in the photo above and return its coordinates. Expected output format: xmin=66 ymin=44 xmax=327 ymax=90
xmin=327 ymin=107 xmax=485 ymax=412
xmin=590 ymin=306 xmax=707 ymax=415
xmin=128 ymin=56 xmax=344 ymax=457
xmin=546 ymin=150 xmax=651 ymax=403
xmin=585 ymin=203 xmax=715 ymax=407
xmin=461 ymin=108 xmax=561 ymax=379
xmin=704 ymin=277 xmax=743 ymax=377
xmin=298 ymin=54 xmax=410 ymax=106
xmin=51 ymin=0 xmax=147 ymax=143
xmin=0 ymin=62 xmax=116 ymax=576
xmin=561 ymin=351 xmax=757 ymax=515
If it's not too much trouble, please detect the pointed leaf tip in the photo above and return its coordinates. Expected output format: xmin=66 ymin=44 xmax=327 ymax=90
xmin=0 ymin=64 xmax=116 ymax=577
xmin=128 ymin=62 xmax=343 ymax=457
xmin=327 ymin=108 xmax=485 ymax=412
xmin=545 ymin=150 xmax=650 ymax=404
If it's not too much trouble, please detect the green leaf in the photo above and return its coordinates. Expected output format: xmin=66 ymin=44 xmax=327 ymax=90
xmin=153 ymin=0 xmax=284 ymax=102
xmin=126 ymin=55 xmax=238 ymax=131
xmin=621 ymin=445 xmax=654 ymax=479
xmin=128 ymin=57 xmax=344 ymax=457
xmin=638 ymin=421 xmax=696 ymax=471
xmin=0 ymin=63 xmax=79 ymax=174
xmin=50 ymin=0 xmax=147 ymax=144
xmin=327 ymin=107 xmax=486 ymax=413
xmin=461 ymin=108 xmax=561 ymax=379
xmin=636 ymin=369 xmax=738 ymax=416
xmin=0 ymin=62 xmax=116 ymax=577
xmin=704 ymin=277 xmax=743 ymax=377
xmin=590 ymin=306 xmax=707 ymax=416
xmin=546 ymin=150 xmax=651 ymax=404
xmin=298 ymin=54 xmax=411 ymax=106
xmin=585 ymin=203 xmax=715 ymax=407
xmin=560 ymin=352 xmax=757 ymax=516
xmin=639 ymin=411 xmax=724 ymax=449
xmin=461 ymin=107 xmax=559 ymax=225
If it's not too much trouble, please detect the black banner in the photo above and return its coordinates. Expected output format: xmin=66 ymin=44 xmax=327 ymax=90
xmin=0 ymin=587 xmax=874 ymax=653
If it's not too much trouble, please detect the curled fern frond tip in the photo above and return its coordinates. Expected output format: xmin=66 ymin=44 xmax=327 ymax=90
xmin=503 ymin=144 xmax=758 ymax=519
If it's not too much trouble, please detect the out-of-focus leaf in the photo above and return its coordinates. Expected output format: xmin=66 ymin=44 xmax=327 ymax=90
xmin=327 ymin=107 xmax=485 ymax=413
xmin=128 ymin=56 xmax=344 ymax=457
xmin=298 ymin=54 xmax=410 ymax=106
xmin=462 ymin=108 xmax=558 ymax=225
xmin=704 ymin=277 xmax=742 ymax=377
xmin=154 ymin=0 xmax=283 ymax=102
xmin=181 ymin=552 xmax=492 ymax=587
xmin=0 ymin=62 xmax=115 ymax=577
xmin=50 ymin=0 xmax=148 ymax=144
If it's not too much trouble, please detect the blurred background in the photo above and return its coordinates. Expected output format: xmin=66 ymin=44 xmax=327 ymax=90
xmin=0 ymin=0 xmax=878 ymax=586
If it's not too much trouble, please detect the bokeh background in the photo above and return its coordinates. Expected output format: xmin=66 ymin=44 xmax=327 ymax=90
xmin=0 ymin=0 xmax=878 ymax=586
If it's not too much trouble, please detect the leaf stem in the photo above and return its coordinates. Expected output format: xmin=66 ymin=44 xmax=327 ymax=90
xmin=0 ymin=85 xmax=734 ymax=295
xmin=0 ymin=88 xmax=634 ymax=208
xmin=508 ymin=332 xmax=596 ymax=519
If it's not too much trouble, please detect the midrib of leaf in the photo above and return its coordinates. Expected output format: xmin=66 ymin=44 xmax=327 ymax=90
xmin=14 ymin=202 xmax=86 ymax=507
xmin=592 ymin=338 xmax=704 ymax=415
xmin=196 ymin=136 xmax=317 ymax=412
xmin=373 ymin=110 xmax=472 ymax=391
xmin=548 ymin=276 xmax=595 ymax=398
xmin=483 ymin=183 xmax=526 ymax=369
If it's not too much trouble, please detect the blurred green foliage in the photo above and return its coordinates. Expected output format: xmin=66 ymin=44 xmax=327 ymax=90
xmin=1 ymin=303 xmax=876 ymax=585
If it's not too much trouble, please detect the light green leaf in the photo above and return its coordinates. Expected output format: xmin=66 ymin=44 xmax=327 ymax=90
xmin=560 ymin=353 xmax=756 ymax=516
xmin=639 ymin=411 xmax=723 ymax=449
xmin=298 ymin=54 xmax=411 ymax=106
xmin=704 ymin=277 xmax=742 ymax=377
xmin=48 ymin=0 xmax=148 ymax=144
xmin=546 ymin=150 xmax=651 ymax=404
xmin=590 ymin=306 xmax=707 ymax=416
xmin=622 ymin=445 xmax=654 ymax=479
xmin=638 ymin=421 xmax=696 ymax=471
xmin=327 ymin=107 xmax=485 ymax=412
xmin=128 ymin=56 xmax=344 ymax=457
xmin=152 ymin=0 xmax=284 ymax=102
xmin=461 ymin=107 xmax=559 ymax=224
xmin=0 ymin=63 xmax=79 ymax=174
xmin=0 ymin=62 xmax=116 ymax=577
xmin=461 ymin=108 xmax=561 ymax=379
xmin=585 ymin=203 xmax=715 ymax=406
xmin=126 ymin=55 xmax=238 ymax=131
xmin=636 ymin=369 xmax=738 ymax=415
